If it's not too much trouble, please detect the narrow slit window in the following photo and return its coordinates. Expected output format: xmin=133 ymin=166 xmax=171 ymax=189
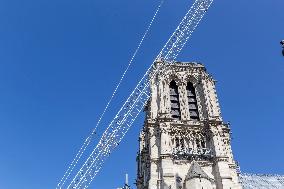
xmin=201 ymin=139 xmax=206 ymax=148
xmin=175 ymin=137 xmax=180 ymax=148
xmin=196 ymin=138 xmax=200 ymax=148
xmin=169 ymin=81 xmax=181 ymax=120
xmin=180 ymin=138 xmax=185 ymax=150
xmin=186 ymin=82 xmax=200 ymax=121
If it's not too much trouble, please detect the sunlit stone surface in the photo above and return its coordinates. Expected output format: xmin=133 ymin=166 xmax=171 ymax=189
xmin=136 ymin=62 xmax=243 ymax=189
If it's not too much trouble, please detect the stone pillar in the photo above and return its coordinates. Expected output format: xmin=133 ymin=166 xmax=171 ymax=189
xmin=178 ymin=83 xmax=190 ymax=121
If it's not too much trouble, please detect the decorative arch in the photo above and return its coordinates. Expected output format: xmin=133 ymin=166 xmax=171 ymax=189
xmin=184 ymin=75 xmax=199 ymax=87
xmin=164 ymin=71 xmax=183 ymax=86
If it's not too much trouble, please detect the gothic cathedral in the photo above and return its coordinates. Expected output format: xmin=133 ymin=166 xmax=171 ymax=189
xmin=136 ymin=61 xmax=243 ymax=189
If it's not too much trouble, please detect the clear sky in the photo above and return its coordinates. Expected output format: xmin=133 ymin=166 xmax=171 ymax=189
xmin=0 ymin=0 xmax=284 ymax=188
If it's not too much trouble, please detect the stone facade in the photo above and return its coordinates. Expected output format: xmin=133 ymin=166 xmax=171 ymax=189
xmin=136 ymin=61 xmax=242 ymax=189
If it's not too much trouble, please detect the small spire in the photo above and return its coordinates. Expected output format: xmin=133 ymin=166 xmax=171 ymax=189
xmin=124 ymin=173 xmax=130 ymax=189
xmin=125 ymin=174 xmax=128 ymax=186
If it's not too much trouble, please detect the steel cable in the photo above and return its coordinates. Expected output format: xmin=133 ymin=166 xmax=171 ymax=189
xmin=56 ymin=1 xmax=165 ymax=188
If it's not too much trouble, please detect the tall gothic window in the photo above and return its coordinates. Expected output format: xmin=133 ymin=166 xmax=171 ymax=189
xmin=169 ymin=80 xmax=181 ymax=120
xmin=186 ymin=82 xmax=200 ymax=120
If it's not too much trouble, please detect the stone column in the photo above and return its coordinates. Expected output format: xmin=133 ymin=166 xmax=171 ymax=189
xmin=178 ymin=83 xmax=189 ymax=121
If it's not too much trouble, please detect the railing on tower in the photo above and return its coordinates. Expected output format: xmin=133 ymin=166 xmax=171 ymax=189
xmin=172 ymin=147 xmax=213 ymax=160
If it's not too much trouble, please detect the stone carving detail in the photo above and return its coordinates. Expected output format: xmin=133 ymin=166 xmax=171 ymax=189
xmin=136 ymin=62 xmax=242 ymax=189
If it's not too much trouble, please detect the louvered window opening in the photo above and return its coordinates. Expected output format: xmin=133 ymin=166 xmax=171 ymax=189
xmin=187 ymin=82 xmax=200 ymax=121
xmin=170 ymin=81 xmax=181 ymax=120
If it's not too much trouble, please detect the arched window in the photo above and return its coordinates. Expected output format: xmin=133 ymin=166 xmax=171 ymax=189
xmin=196 ymin=138 xmax=201 ymax=148
xmin=196 ymin=138 xmax=206 ymax=149
xmin=175 ymin=137 xmax=185 ymax=150
xmin=175 ymin=137 xmax=180 ymax=148
xmin=186 ymin=82 xmax=200 ymax=120
xmin=169 ymin=80 xmax=181 ymax=120
xmin=201 ymin=139 xmax=206 ymax=149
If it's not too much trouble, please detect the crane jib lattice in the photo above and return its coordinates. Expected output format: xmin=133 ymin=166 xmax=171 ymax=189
xmin=57 ymin=0 xmax=214 ymax=188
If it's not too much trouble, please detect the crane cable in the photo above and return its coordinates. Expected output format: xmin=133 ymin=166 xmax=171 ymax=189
xmin=57 ymin=1 xmax=165 ymax=188
xmin=67 ymin=0 xmax=214 ymax=188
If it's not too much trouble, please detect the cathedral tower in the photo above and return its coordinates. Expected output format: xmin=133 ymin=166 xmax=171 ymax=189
xmin=136 ymin=61 xmax=242 ymax=189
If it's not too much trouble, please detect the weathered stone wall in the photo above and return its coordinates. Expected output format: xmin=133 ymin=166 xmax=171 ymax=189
xmin=136 ymin=62 xmax=242 ymax=189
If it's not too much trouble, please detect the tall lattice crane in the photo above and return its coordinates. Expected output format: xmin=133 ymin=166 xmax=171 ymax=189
xmin=57 ymin=0 xmax=214 ymax=188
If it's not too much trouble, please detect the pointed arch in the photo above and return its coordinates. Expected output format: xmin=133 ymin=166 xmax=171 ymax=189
xmin=169 ymin=80 xmax=181 ymax=120
xmin=164 ymin=72 xmax=183 ymax=86
xmin=186 ymin=81 xmax=200 ymax=121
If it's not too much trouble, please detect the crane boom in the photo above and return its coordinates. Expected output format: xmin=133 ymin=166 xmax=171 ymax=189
xmin=60 ymin=0 xmax=213 ymax=188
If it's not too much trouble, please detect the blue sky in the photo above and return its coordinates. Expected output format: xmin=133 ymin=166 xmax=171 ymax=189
xmin=0 ymin=0 xmax=284 ymax=188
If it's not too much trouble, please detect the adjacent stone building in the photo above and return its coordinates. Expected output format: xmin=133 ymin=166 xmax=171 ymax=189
xmin=136 ymin=61 xmax=243 ymax=189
